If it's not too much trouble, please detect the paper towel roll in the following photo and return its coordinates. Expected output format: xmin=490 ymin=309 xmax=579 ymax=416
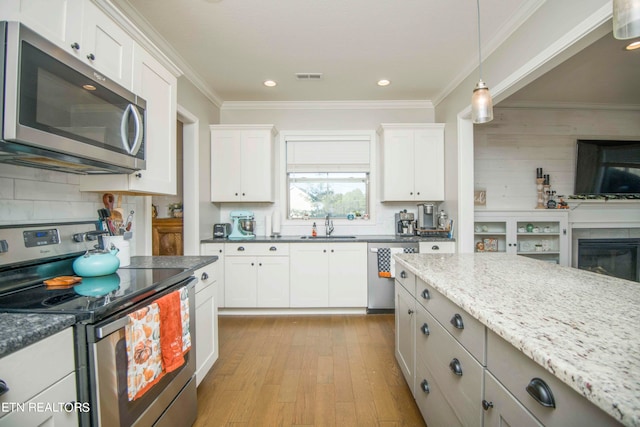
xmin=272 ymin=211 xmax=281 ymax=235
xmin=265 ymin=215 xmax=272 ymax=237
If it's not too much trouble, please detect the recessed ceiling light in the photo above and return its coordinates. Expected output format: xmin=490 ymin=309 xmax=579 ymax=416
xmin=625 ymin=40 xmax=640 ymax=50
xmin=377 ymin=79 xmax=391 ymax=87
xmin=263 ymin=80 xmax=277 ymax=87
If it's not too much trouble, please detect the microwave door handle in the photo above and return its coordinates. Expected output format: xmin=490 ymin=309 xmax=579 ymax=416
xmin=120 ymin=104 xmax=144 ymax=155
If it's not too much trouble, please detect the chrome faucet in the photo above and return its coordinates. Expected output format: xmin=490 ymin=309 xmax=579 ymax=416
xmin=325 ymin=214 xmax=334 ymax=236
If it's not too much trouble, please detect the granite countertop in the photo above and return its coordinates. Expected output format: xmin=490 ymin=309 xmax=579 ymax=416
xmin=0 ymin=313 xmax=76 ymax=358
xmin=201 ymin=234 xmax=454 ymax=244
xmin=121 ymin=255 xmax=218 ymax=270
xmin=394 ymin=253 xmax=640 ymax=427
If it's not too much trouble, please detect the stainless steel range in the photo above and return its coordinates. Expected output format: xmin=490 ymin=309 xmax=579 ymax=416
xmin=0 ymin=221 xmax=197 ymax=426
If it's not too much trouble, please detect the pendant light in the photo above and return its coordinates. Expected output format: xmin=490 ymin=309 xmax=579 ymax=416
xmin=471 ymin=0 xmax=493 ymax=124
xmin=613 ymin=0 xmax=640 ymax=39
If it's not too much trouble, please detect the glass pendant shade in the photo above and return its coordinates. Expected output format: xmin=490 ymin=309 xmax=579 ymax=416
xmin=472 ymin=80 xmax=494 ymax=124
xmin=613 ymin=0 xmax=640 ymax=39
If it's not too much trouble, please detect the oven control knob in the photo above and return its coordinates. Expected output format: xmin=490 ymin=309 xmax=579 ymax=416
xmin=0 ymin=240 xmax=8 ymax=253
xmin=72 ymin=233 xmax=86 ymax=243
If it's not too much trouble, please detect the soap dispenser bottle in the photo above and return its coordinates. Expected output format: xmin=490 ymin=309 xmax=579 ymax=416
xmin=312 ymin=222 xmax=317 ymax=237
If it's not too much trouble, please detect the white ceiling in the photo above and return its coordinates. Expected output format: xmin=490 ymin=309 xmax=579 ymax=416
xmin=112 ymin=0 xmax=639 ymax=108
xmin=112 ymin=0 xmax=539 ymax=104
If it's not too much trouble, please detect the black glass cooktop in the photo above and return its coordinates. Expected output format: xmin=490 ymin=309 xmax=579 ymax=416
xmin=0 ymin=267 xmax=187 ymax=322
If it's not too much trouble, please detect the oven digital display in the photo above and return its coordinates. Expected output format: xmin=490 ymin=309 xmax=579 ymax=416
xmin=23 ymin=229 xmax=60 ymax=247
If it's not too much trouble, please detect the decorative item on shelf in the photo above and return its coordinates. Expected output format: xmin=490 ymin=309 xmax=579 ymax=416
xmin=535 ymin=168 xmax=545 ymax=209
xmin=535 ymin=244 xmax=543 ymax=252
xmin=474 ymin=190 xmax=487 ymax=206
xmin=518 ymin=226 xmax=526 ymax=233
xmin=475 ymin=241 xmax=485 ymax=252
xmin=558 ymin=197 xmax=569 ymax=209
xmin=168 ymin=202 xmax=183 ymax=218
xmin=483 ymin=238 xmax=498 ymax=252
xmin=152 ymin=204 xmax=158 ymax=218
xmin=526 ymin=223 xmax=534 ymax=232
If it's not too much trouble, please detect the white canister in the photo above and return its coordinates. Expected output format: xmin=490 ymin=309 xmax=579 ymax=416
xmin=272 ymin=211 xmax=281 ymax=235
xmin=265 ymin=215 xmax=272 ymax=237
xmin=101 ymin=236 xmax=131 ymax=267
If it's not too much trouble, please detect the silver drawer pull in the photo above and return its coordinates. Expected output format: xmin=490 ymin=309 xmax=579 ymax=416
xmin=420 ymin=379 xmax=430 ymax=393
xmin=432 ymin=245 xmax=440 ymax=250
xmin=449 ymin=358 xmax=463 ymax=376
xmin=269 ymin=246 xmax=277 ymax=251
xmin=526 ymin=378 xmax=556 ymax=408
xmin=450 ymin=313 xmax=464 ymax=329
xmin=237 ymin=246 xmax=245 ymax=251
xmin=421 ymin=289 xmax=430 ymax=300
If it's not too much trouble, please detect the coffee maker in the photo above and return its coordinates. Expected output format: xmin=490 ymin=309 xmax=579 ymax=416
xmin=228 ymin=210 xmax=256 ymax=240
xmin=417 ymin=203 xmax=438 ymax=231
xmin=395 ymin=211 xmax=415 ymax=236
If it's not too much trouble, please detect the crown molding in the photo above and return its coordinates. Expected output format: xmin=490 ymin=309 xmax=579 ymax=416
xmin=497 ymin=101 xmax=640 ymax=111
xmin=221 ymin=100 xmax=434 ymax=111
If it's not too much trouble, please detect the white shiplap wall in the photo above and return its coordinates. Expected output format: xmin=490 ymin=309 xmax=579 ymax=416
xmin=474 ymin=108 xmax=640 ymax=210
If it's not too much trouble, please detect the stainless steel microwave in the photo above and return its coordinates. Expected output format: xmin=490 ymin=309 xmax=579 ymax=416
xmin=0 ymin=21 xmax=146 ymax=174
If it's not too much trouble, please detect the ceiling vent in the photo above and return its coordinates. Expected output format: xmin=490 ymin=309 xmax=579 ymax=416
xmin=295 ymin=73 xmax=323 ymax=81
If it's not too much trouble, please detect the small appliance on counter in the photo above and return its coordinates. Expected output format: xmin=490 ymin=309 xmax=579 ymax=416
xmin=417 ymin=203 xmax=438 ymax=230
xmin=213 ymin=223 xmax=231 ymax=238
xmin=395 ymin=210 xmax=415 ymax=236
xmin=228 ymin=211 xmax=256 ymax=240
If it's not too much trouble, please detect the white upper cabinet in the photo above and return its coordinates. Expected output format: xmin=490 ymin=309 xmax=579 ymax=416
xmin=210 ymin=125 xmax=277 ymax=202
xmin=10 ymin=0 xmax=134 ymax=90
xmin=378 ymin=123 xmax=445 ymax=202
xmin=80 ymin=43 xmax=177 ymax=194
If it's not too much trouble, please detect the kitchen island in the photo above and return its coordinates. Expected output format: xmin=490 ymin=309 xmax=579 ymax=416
xmin=394 ymin=252 xmax=639 ymax=427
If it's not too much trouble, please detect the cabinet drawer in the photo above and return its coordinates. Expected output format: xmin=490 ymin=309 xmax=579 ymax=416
xmin=201 ymin=243 xmax=225 ymax=256
xmin=415 ymin=304 xmax=483 ymax=427
xmin=416 ymin=278 xmax=485 ymax=364
xmin=224 ymin=242 xmax=289 ymax=256
xmin=414 ymin=359 xmax=463 ymax=427
xmin=484 ymin=371 xmax=543 ymax=427
xmin=194 ymin=262 xmax=218 ymax=294
xmin=486 ymin=330 xmax=620 ymax=427
xmin=0 ymin=328 xmax=74 ymax=413
xmin=419 ymin=241 xmax=455 ymax=253
xmin=395 ymin=267 xmax=416 ymax=295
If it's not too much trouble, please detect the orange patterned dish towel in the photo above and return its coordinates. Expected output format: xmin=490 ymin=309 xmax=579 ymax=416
xmin=125 ymin=303 xmax=163 ymax=401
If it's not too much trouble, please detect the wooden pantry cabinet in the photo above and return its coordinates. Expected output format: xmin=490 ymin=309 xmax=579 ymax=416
xmin=210 ymin=125 xmax=277 ymax=202
xmin=474 ymin=210 xmax=569 ymax=266
xmin=378 ymin=123 xmax=445 ymax=202
xmin=152 ymin=218 xmax=183 ymax=256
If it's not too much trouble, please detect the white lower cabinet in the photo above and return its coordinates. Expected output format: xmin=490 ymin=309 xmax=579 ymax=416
xmin=290 ymin=242 xmax=367 ymax=308
xmin=194 ymin=262 xmax=219 ymax=386
xmin=224 ymin=243 xmax=290 ymax=308
xmin=0 ymin=328 xmax=77 ymax=426
xmin=395 ymin=281 xmax=415 ymax=392
xmin=483 ymin=371 xmax=543 ymax=427
xmin=200 ymin=243 xmax=225 ymax=308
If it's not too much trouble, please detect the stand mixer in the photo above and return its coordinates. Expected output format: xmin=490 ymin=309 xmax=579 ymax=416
xmin=228 ymin=210 xmax=256 ymax=240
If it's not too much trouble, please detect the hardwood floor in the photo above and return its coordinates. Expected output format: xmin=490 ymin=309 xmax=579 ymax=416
xmin=194 ymin=314 xmax=426 ymax=427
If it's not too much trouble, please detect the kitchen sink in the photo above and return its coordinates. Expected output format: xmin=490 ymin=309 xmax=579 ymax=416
xmin=300 ymin=235 xmax=357 ymax=239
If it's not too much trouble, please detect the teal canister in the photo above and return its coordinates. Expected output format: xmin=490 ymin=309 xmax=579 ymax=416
xmin=73 ymin=247 xmax=120 ymax=277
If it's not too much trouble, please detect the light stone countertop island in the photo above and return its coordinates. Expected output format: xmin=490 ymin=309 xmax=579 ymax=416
xmin=394 ymin=252 xmax=640 ymax=427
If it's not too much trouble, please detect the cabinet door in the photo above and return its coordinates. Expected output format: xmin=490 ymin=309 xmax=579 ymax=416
xmin=483 ymin=371 xmax=543 ymax=427
xmin=15 ymin=0 xmax=84 ymax=58
xmin=328 ymin=243 xmax=367 ymax=307
xmin=413 ymin=127 xmax=444 ymax=201
xmin=256 ymin=256 xmax=290 ymax=307
xmin=211 ymin=130 xmax=242 ymax=201
xmin=290 ymin=244 xmax=329 ymax=307
xmin=381 ymin=130 xmax=416 ymax=201
xmin=240 ymin=130 xmax=274 ymax=202
xmin=224 ymin=257 xmax=257 ymax=307
xmin=395 ymin=281 xmax=415 ymax=391
xmin=129 ymin=44 xmax=177 ymax=194
xmin=195 ymin=277 xmax=218 ymax=386
xmin=81 ymin=1 xmax=133 ymax=90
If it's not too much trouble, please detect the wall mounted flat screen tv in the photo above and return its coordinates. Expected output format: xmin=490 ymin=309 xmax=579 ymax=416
xmin=574 ymin=140 xmax=640 ymax=195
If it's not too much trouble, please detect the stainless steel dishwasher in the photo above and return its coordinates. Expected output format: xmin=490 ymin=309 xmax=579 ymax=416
xmin=367 ymin=241 xmax=419 ymax=313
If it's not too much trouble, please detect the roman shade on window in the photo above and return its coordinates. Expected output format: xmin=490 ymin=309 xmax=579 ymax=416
xmin=286 ymin=136 xmax=371 ymax=173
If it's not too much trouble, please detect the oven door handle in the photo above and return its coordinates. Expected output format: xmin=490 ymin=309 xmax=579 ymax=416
xmin=96 ymin=316 xmax=130 ymax=339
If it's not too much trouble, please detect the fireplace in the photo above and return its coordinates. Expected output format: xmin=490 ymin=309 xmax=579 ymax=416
xmin=577 ymin=239 xmax=640 ymax=282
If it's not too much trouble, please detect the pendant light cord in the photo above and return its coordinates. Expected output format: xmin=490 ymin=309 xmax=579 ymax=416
xmin=477 ymin=0 xmax=483 ymax=80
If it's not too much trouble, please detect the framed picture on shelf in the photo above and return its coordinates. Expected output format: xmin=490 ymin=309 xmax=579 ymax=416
xmin=483 ymin=238 xmax=498 ymax=252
